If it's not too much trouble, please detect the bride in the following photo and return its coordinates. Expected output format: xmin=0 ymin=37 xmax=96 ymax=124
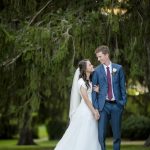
xmin=54 ymin=59 xmax=101 ymax=150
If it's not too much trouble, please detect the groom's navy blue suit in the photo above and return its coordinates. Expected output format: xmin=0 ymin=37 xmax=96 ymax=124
xmin=92 ymin=63 xmax=127 ymax=150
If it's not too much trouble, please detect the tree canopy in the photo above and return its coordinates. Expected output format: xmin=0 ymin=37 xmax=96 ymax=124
xmin=0 ymin=0 xmax=150 ymax=146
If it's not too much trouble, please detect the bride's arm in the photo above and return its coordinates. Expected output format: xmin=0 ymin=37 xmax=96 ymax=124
xmin=80 ymin=86 xmax=100 ymax=120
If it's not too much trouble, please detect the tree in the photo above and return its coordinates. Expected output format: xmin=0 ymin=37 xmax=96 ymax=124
xmin=0 ymin=0 xmax=150 ymax=146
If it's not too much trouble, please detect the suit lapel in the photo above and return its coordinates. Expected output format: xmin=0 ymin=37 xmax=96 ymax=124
xmin=111 ymin=63 xmax=115 ymax=84
xmin=99 ymin=64 xmax=107 ymax=82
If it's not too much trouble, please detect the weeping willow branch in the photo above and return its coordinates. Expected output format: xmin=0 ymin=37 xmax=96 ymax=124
xmin=62 ymin=24 xmax=76 ymax=66
xmin=146 ymin=43 xmax=150 ymax=85
xmin=62 ymin=24 xmax=72 ymax=37
xmin=71 ymin=37 xmax=76 ymax=66
xmin=29 ymin=0 xmax=53 ymax=26
xmin=0 ymin=49 xmax=35 ymax=67
xmin=0 ymin=53 xmax=22 ymax=67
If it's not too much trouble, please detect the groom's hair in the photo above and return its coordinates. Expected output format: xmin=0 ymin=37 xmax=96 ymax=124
xmin=95 ymin=45 xmax=110 ymax=54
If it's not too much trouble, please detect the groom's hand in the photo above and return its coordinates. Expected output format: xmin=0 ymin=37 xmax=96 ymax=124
xmin=93 ymin=85 xmax=100 ymax=93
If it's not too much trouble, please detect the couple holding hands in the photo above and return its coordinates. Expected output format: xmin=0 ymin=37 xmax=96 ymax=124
xmin=54 ymin=45 xmax=127 ymax=150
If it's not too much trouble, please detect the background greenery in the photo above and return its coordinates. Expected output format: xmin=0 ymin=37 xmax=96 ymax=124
xmin=0 ymin=0 xmax=150 ymax=148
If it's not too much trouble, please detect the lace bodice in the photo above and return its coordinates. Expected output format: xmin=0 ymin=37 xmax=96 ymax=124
xmin=78 ymin=78 xmax=92 ymax=101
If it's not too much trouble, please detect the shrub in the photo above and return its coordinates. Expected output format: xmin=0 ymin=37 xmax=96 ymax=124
xmin=122 ymin=115 xmax=150 ymax=140
xmin=46 ymin=120 xmax=67 ymax=140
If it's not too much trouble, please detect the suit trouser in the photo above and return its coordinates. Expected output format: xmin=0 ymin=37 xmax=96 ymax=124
xmin=98 ymin=101 xmax=123 ymax=150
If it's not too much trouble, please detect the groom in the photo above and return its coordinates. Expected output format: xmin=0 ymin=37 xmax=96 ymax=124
xmin=92 ymin=45 xmax=127 ymax=150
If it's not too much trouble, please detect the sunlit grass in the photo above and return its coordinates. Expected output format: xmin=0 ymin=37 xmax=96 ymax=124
xmin=0 ymin=125 xmax=149 ymax=150
xmin=38 ymin=124 xmax=48 ymax=138
xmin=0 ymin=139 xmax=149 ymax=150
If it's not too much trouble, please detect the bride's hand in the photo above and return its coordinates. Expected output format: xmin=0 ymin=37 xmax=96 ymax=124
xmin=93 ymin=85 xmax=99 ymax=93
xmin=93 ymin=109 xmax=100 ymax=120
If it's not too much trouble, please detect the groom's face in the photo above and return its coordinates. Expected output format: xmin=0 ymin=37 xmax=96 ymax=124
xmin=96 ymin=52 xmax=109 ymax=64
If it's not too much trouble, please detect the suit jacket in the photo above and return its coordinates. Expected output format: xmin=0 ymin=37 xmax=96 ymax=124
xmin=92 ymin=63 xmax=127 ymax=111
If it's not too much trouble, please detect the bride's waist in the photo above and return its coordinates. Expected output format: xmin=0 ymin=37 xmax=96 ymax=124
xmin=78 ymin=99 xmax=93 ymax=114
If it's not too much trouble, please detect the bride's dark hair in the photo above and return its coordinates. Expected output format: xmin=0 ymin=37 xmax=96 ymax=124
xmin=78 ymin=59 xmax=90 ymax=89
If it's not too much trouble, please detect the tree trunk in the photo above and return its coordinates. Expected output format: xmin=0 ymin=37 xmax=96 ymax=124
xmin=17 ymin=107 xmax=36 ymax=145
xmin=18 ymin=127 xmax=36 ymax=145
xmin=144 ymin=135 xmax=150 ymax=147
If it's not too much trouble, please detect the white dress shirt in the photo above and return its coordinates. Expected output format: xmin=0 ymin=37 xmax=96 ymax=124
xmin=103 ymin=62 xmax=115 ymax=101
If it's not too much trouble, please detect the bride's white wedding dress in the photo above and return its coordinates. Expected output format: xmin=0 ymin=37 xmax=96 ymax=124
xmin=54 ymin=78 xmax=101 ymax=150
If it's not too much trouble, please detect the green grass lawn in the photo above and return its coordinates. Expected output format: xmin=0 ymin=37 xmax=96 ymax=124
xmin=0 ymin=126 xmax=149 ymax=150
xmin=0 ymin=139 xmax=150 ymax=150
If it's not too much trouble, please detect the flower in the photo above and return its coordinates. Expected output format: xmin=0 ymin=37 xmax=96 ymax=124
xmin=112 ymin=68 xmax=117 ymax=75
